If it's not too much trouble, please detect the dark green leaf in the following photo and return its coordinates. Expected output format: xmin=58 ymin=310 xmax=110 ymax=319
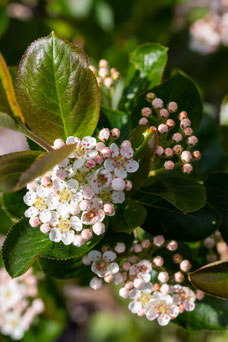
xmin=39 ymin=258 xmax=87 ymax=279
xmin=101 ymin=106 xmax=128 ymax=130
xmin=0 ymin=143 xmax=75 ymax=193
xmin=189 ymin=260 xmax=228 ymax=299
xmin=16 ymin=31 xmax=100 ymax=144
xmin=110 ymin=199 xmax=147 ymax=234
xmin=1 ymin=189 xmax=27 ymax=219
xmin=2 ymin=218 xmax=103 ymax=277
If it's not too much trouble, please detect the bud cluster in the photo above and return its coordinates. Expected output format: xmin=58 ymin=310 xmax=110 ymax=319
xmin=139 ymin=93 xmax=201 ymax=174
xmin=83 ymin=235 xmax=199 ymax=326
xmin=24 ymin=131 xmax=139 ymax=246
xmin=89 ymin=59 xmax=120 ymax=89
xmin=0 ymin=267 xmax=44 ymax=340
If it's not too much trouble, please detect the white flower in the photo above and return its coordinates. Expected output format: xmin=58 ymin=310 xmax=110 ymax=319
xmin=88 ymin=250 xmax=119 ymax=278
xmin=128 ymin=283 xmax=154 ymax=315
xmin=1 ymin=312 xmax=25 ymax=340
xmin=172 ymin=285 xmax=196 ymax=312
xmin=81 ymin=198 xmax=105 ymax=225
xmin=129 ymin=259 xmax=152 ymax=283
xmin=66 ymin=136 xmax=97 ymax=168
xmin=92 ymin=168 xmax=112 ymax=193
xmin=104 ymin=143 xmax=139 ymax=178
xmin=146 ymin=292 xmax=179 ymax=326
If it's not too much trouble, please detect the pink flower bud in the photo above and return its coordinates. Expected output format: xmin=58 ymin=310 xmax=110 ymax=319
xmin=86 ymin=159 xmax=96 ymax=168
xmin=155 ymin=145 xmax=164 ymax=156
xmin=181 ymin=151 xmax=192 ymax=163
xmin=82 ymin=255 xmax=91 ymax=265
xmin=187 ymin=136 xmax=198 ymax=146
xmin=139 ymin=118 xmax=148 ymax=126
xmin=53 ymin=138 xmax=65 ymax=149
xmin=167 ymin=101 xmax=178 ymax=113
xmin=164 ymin=160 xmax=174 ymax=170
xmin=40 ymin=223 xmax=51 ymax=234
xmin=125 ymin=281 xmax=133 ymax=290
xmin=153 ymin=256 xmax=164 ymax=267
xmin=192 ymin=150 xmax=201 ymax=160
xmin=159 ymin=108 xmax=169 ymax=118
xmin=113 ymin=272 xmax=123 ymax=284
xmin=114 ymin=242 xmax=126 ymax=253
xmin=166 ymin=119 xmax=175 ymax=128
xmin=174 ymin=271 xmax=184 ymax=283
xmin=29 ymin=217 xmax=40 ymax=228
xmin=98 ymin=67 xmax=109 ymax=78
xmin=56 ymin=169 xmax=68 ymax=180
xmin=146 ymin=92 xmax=156 ymax=102
xmin=134 ymin=278 xmax=144 ymax=288
xmin=101 ymin=147 xmax=111 ymax=158
xmin=141 ymin=107 xmax=152 ymax=117
xmin=32 ymin=299 xmax=44 ymax=314
xmin=123 ymin=261 xmax=131 ymax=271
xmin=180 ymin=259 xmax=191 ymax=272
xmin=167 ymin=240 xmax=178 ymax=251
xmin=141 ymin=239 xmax=151 ymax=248
xmin=95 ymin=155 xmax=103 ymax=164
xmin=181 ymin=118 xmax=191 ymax=129
xmin=83 ymin=187 xmax=95 ymax=199
xmin=81 ymin=229 xmax=93 ymax=241
xmin=153 ymin=283 xmax=160 ymax=291
xmin=173 ymin=254 xmax=182 ymax=264
xmin=111 ymin=128 xmax=120 ymax=139
xmin=160 ymin=284 xmax=170 ymax=294
xmin=182 ymin=163 xmax=193 ymax=174
xmin=121 ymin=140 xmax=132 ymax=149
xmin=112 ymin=178 xmax=125 ymax=191
xmin=104 ymin=274 xmax=114 ymax=283
xmin=133 ymin=243 xmax=142 ymax=253
xmin=152 ymin=98 xmax=164 ymax=109
xmin=103 ymin=203 xmax=115 ymax=215
xmin=119 ymin=287 xmax=129 ymax=298
xmin=104 ymin=77 xmax=113 ymax=88
xmin=125 ymin=180 xmax=132 ymax=191
xmin=96 ymin=142 xmax=106 ymax=151
xmin=92 ymin=222 xmax=105 ymax=235
xmin=184 ymin=127 xmax=193 ymax=136
xmin=165 ymin=148 xmax=173 ymax=158
xmin=158 ymin=124 xmax=168 ymax=134
xmin=172 ymin=133 xmax=183 ymax=143
xmin=173 ymin=144 xmax=182 ymax=154
xmin=99 ymin=59 xmax=108 ymax=68
xmin=41 ymin=176 xmax=51 ymax=187
xmin=153 ymin=235 xmax=165 ymax=246
xmin=196 ymin=290 xmax=205 ymax=300
xmin=178 ymin=111 xmax=188 ymax=120
xmin=98 ymin=128 xmax=110 ymax=142
xmin=73 ymin=234 xmax=85 ymax=247
xmin=90 ymin=276 xmax=102 ymax=290
xmin=112 ymin=71 xmax=120 ymax=81
xmin=158 ymin=271 xmax=169 ymax=283
xmin=203 ymin=237 xmax=215 ymax=249
xmin=80 ymin=200 xmax=91 ymax=211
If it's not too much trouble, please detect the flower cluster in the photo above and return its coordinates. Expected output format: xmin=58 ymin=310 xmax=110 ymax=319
xmin=89 ymin=59 xmax=120 ymax=89
xmin=83 ymin=235 xmax=199 ymax=326
xmin=139 ymin=93 xmax=201 ymax=174
xmin=189 ymin=11 xmax=228 ymax=54
xmin=0 ymin=268 xmax=44 ymax=340
xmin=24 ymin=131 xmax=139 ymax=246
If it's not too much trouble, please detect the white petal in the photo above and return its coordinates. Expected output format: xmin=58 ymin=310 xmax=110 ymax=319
xmin=25 ymin=206 xmax=38 ymax=218
xmin=103 ymin=251 xmax=116 ymax=262
xmin=73 ymin=158 xmax=85 ymax=169
xmin=66 ymin=136 xmax=80 ymax=145
xmin=88 ymin=250 xmax=102 ymax=261
xmin=46 ymin=194 xmax=59 ymax=210
xmin=82 ymin=136 xmax=96 ymax=148
xmin=23 ymin=191 xmax=36 ymax=206
xmin=139 ymin=273 xmax=151 ymax=283
xmin=110 ymin=143 xmax=119 ymax=157
xmin=140 ymin=282 xmax=153 ymax=293
xmin=126 ymin=160 xmax=139 ymax=173
xmin=49 ymin=228 xmax=62 ymax=242
xmin=121 ymin=147 xmax=134 ymax=159
xmin=104 ymin=158 xmax=114 ymax=172
xmin=170 ymin=304 xmax=179 ymax=317
xmin=57 ymin=203 xmax=70 ymax=219
xmin=114 ymin=167 xmax=127 ymax=178
xmin=128 ymin=300 xmax=142 ymax=314
xmin=39 ymin=209 xmax=52 ymax=223
xmin=157 ymin=314 xmax=171 ymax=326
xmin=70 ymin=216 xmax=83 ymax=231
xmin=108 ymin=262 xmax=119 ymax=274
xmin=85 ymin=150 xmax=98 ymax=159
xmin=129 ymin=289 xmax=140 ymax=299
xmin=66 ymin=179 xmax=79 ymax=191
xmin=146 ymin=309 xmax=159 ymax=321
xmin=111 ymin=191 xmax=125 ymax=204
xmin=61 ymin=230 xmax=75 ymax=245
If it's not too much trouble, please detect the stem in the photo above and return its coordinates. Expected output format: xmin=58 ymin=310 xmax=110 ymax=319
xmin=18 ymin=125 xmax=54 ymax=151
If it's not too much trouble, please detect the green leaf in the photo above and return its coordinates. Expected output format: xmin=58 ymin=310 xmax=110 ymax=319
xmin=110 ymin=199 xmax=147 ymax=234
xmin=101 ymin=106 xmax=128 ymax=130
xmin=0 ymin=53 xmax=24 ymax=122
xmin=176 ymin=296 xmax=228 ymax=330
xmin=120 ymin=43 xmax=168 ymax=110
xmin=189 ymin=260 xmax=228 ymax=299
xmin=206 ymin=172 xmax=228 ymax=243
xmin=141 ymin=172 xmax=206 ymax=213
xmin=131 ymin=72 xmax=203 ymax=132
xmin=0 ymin=112 xmax=17 ymax=130
xmin=128 ymin=126 xmax=158 ymax=189
xmin=2 ymin=218 xmax=103 ymax=277
xmin=16 ymin=31 xmax=100 ymax=144
xmin=141 ymin=198 xmax=218 ymax=241
xmin=0 ymin=143 xmax=76 ymax=193
xmin=1 ymin=189 xmax=27 ymax=219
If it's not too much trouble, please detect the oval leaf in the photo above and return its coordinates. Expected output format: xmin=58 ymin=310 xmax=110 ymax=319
xmin=16 ymin=31 xmax=100 ymax=144
xmin=189 ymin=260 xmax=228 ymax=299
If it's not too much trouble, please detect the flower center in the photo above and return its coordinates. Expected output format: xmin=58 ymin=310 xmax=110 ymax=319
xmin=59 ymin=188 xmax=72 ymax=202
xmin=57 ymin=218 xmax=71 ymax=232
xmin=139 ymin=293 xmax=151 ymax=304
xmin=95 ymin=258 xmax=108 ymax=272
xmin=34 ymin=197 xmax=46 ymax=211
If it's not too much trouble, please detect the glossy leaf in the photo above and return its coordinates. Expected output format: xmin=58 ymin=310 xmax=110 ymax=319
xmin=39 ymin=258 xmax=87 ymax=279
xmin=0 ymin=111 xmax=17 ymax=130
xmin=189 ymin=260 xmax=228 ymax=299
xmin=2 ymin=218 xmax=103 ymax=277
xmin=109 ymin=199 xmax=147 ymax=234
xmin=16 ymin=31 xmax=100 ymax=144
xmin=1 ymin=189 xmax=27 ymax=219
xmin=0 ymin=53 xmax=24 ymax=122
xmin=101 ymin=106 xmax=128 ymax=130
xmin=131 ymin=72 xmax=203 ymax=131
xmin=0 ymin=143 xmax=75 ymax=193
xmin=142 ymin=172 xmax=206 ymax=213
